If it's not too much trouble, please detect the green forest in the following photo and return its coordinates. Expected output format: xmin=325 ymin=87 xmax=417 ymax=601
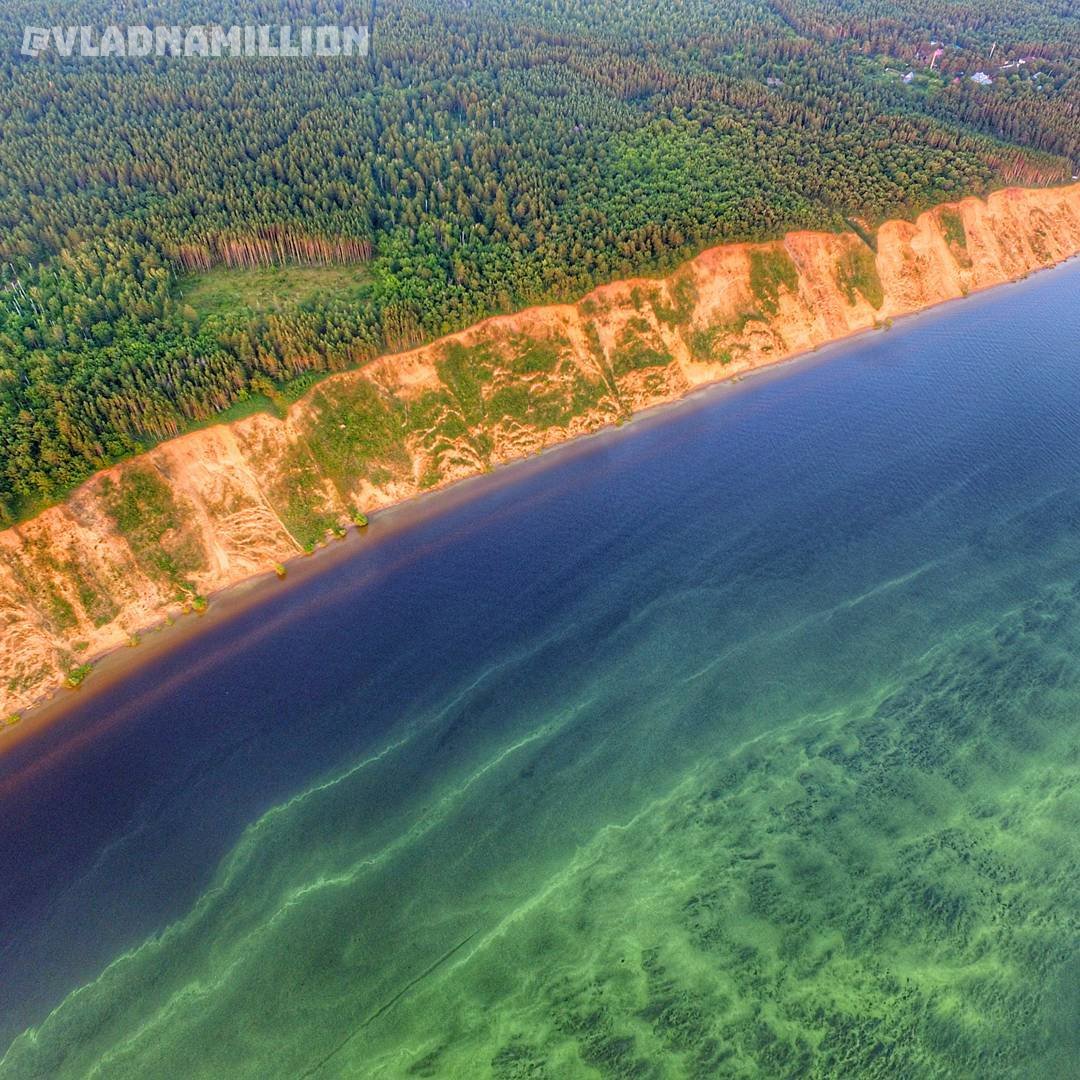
xmin=0 ymin=0 xmax=1076 ymax=524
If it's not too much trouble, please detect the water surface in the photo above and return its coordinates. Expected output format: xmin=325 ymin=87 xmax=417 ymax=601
xmin=1 ymin=264 xmax=1079 ymax=1077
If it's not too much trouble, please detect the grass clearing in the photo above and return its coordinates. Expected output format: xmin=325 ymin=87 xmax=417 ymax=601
xmin=180 ymin=264 xmax=374 ymax=319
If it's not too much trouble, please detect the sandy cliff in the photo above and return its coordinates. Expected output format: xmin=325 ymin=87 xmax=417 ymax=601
xmin=3 ymin=184 xmax=1080 ymax=718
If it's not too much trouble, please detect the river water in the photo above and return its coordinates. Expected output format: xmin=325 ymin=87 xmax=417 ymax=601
xmin=1 ymin=263 xmax=1078 ymax=1077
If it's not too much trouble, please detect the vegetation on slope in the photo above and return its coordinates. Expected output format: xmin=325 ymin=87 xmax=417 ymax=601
xmin=100 ymin=467 xmax=207 ymax=600
xmin=835 ymin=245 xmax=886 ymax=309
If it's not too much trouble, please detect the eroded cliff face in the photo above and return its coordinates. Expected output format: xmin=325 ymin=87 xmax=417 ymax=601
xmin=3 ymin=184 xmax=1080 ymax=719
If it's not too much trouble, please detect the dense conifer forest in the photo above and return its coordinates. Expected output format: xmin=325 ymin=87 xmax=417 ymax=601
xmin=0 ymin=0 xmax=1076 ymax=523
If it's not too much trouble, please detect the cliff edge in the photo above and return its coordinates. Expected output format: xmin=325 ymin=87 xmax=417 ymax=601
xmin=3 ymin=184 xmax=1080 ymax=719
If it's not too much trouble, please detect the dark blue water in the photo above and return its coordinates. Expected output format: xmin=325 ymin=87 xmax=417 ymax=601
xmin=1 ymin=263 xmax=1078 ymax=1078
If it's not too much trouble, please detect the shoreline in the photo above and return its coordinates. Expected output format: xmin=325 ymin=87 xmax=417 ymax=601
xmin=3 ymin=250 xmax=1078 ymax=756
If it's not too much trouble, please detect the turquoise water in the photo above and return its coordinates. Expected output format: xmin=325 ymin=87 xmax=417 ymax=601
xmin=1 ymin=264 xmax=1079 ymax=1077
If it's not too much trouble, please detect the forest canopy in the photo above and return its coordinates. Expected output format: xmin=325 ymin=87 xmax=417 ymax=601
xmin=0 ymin=0 xmax=1076 ymax=523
